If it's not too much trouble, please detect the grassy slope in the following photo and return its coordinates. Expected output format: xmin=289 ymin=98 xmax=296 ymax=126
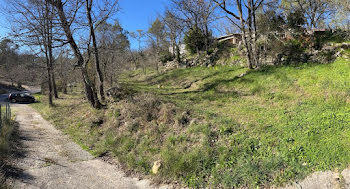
xmin=32 ymin=57 xmax=350 ymax=188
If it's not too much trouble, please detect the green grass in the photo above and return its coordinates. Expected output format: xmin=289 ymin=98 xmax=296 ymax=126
xmin=120 ymin=58 xmax=350 ymax=187
xmin=0 ymin=106 xmax=13 ymax=152
xmin=31 ymin=93 xmax=106 ymax=156
xmin=31 ymin=57 xmax=350 ymax=188
xmin=0 ymin=109 xmax=15 ymax=187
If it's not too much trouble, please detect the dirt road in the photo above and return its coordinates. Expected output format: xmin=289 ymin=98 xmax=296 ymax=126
xmin=9 ymin=104 xmax=167 ymax=189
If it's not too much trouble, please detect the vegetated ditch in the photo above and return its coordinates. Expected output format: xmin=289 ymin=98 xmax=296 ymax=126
xmin=0 ymin=119 xmax=20 ymax=189
xmin=30 ymin=79 xmax=313 ymax=188
xmin=32 ymin=90 xmax=219 ymax=187
xmin=33 ymin=55 xmax=350 ymax=188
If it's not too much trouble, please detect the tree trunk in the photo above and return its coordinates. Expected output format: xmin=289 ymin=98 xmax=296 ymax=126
xmin=175 ymin=44 xmax=181 ymax=64
xmin=86 ymin=0 xmax=105 ymax=102
xmin=247 ymin=0 xmax=258 ymax=68
xmin=45 ymin=1 xmax=53 ymax=106
xmin=48 ymin=14 xmax=58 ymax=99
xmin=204 ymin=22 xmax=209 ymax=54
xmin=46 ymin=55 xmax=53 ymax=106
xmin=63 ymin=80 xmax=67 ymax=94
xmin=51 ymin=71 xmax=58 ymax=98
xmin=47 ymin=0 xmax=102 ymax=108
xmin=236 ymin=0 xmax=254 ymax=69
xmin=251 ymin=0 xmax=260 ymax=67
xmin=110 ymin=76 xmax=113 ymax=87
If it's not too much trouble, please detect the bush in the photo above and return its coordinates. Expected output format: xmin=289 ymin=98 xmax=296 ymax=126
xmin=280 ymin=39 xmax=307 ymax=64
xmin=106 ymin=84 xmax=136 ymax=102
xmin=121 ymin=93 xmax=162 ymax=121
xmin=159 ymin=50 xmax=174 ymax=63
xmin=310 ymin=49 xmax=336 ymax=64
xmin=327 ymin=29 xmax=350 ymax=43
xmin=184 ymin=26 xmax=214 ymax=55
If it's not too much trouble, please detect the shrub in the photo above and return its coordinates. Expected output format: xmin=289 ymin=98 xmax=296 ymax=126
xmin=106 ymin=84 xmax=136 ymax=102
xmin=280 ymin=39 xmax=307 ymax=64
xmin=184 ymin=26 xmax=206 ymax=54
xmin=120 ymin=93 xmax=162 ymax=122
xmin=159 ymin=50 xmax=174 ymax=63
xmin=184 ymin=26 xmax=214 ymax=55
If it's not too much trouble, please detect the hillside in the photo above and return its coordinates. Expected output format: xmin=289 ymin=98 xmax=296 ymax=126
xmin=31 ymin=55 xmax=350 ymax=188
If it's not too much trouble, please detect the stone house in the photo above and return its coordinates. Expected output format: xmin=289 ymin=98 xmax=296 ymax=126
xmin=169 ymin=44 xmax=187 ymax=55
xmin=216 ymin=33 xmax=243 ymax=45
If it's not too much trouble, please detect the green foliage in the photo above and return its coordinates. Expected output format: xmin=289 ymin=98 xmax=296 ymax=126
xmin=148 ymin=18 xmax=165 ymax=38
xmin=184 ymin=26 xmax=206 ymax=54
xmin=287 ymin=10 xmax=306 ymax=31
xmin=0 ymin=118 xmax=14 ymax=187
xmin=159 ymin=50 xmax=174 ymax=63
xmin=31 ymin=57 xmax=350 ymax=188
xmin=0 ymin=120 xmax=13 ymax=154
xmin=257 ymin=10 xmax=285 ymax=33
xmin=96 ymin=20 xmax=130 ymax=51
xmin=321 ymin=29 xmax=350 ymax=44
xmin=121 ymin=58 xmax=350 ymax=187
xmin=281 ymin=39 xmax=307 ymax=64
xmin=148 ymin=18 xmax=168 ymax=50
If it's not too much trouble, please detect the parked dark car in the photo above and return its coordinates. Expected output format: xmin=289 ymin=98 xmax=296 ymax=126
xmin=8 ymin=92 xmax=35 ymax=103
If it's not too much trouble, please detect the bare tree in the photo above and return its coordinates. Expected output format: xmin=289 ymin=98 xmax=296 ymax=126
xmin=6 ymin=0 xmax=63 ymax=105
xmin=213 ymin=0 xmax=265 ymax=69
xmin=281 ymin=0 xmax=335 ymax=29
xmin=129 ymin=30 xmax=147 ymax=72
xmin=162 ymin=9 xmax=184 ymax=63
xmin=170 ymin=0 xmax=218 ymax=54
xmin=147 ymin=18 xmax=169 ymax=73
xmin=329 ymin=0 xmax=350 ymax=30
xmin=96 ymin=20 xmax=130 ymax=87
xmin=85 ymin=0 xmax=105 ymax=101
xmin=85 ymin=0 xmax=118 ymax=101
xmin=45 ymin=0 xmax=102 ymax=108
xmin=44 ymin=0 xmax=119 ymax=108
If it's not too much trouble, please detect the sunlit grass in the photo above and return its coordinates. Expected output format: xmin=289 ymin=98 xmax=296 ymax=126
xmin=120 ymin=58 xmax=350 ymax=187
xmin=32 ymin=57 xmax=350 ymax=188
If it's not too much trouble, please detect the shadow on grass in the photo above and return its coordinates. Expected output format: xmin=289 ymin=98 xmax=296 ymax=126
xmin=146 ymin=66 xmax=245 ymax=86
xmin=125 ymin=62 xmax=327 ymax=106
xmin=156 ymin=64 xmax=308 ymax=104
xmin=161 ymin=68 xmax=253 ymax=95
xmin=0 ymin=120 xmax=35 ymax=186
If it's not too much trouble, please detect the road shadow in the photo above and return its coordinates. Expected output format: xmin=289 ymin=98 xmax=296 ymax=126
xmin=0 ymin=120 xmax=35 ymax=186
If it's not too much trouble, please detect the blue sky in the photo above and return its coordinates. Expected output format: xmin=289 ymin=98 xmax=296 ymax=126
xmin=0 ymin=0 xmax=170 ymax=49
xmin=117 ymin=0 xmax=170 ymax=49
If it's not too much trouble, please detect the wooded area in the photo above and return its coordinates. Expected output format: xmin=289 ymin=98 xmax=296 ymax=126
xmin=0 ymin=0 xmax=348 ymax=108
xmin=1 ymin=0 xmax=350 ymax=188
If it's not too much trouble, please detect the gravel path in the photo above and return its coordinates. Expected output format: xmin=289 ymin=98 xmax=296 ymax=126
xmin=10 ymin=104 xmax=167 ymax=189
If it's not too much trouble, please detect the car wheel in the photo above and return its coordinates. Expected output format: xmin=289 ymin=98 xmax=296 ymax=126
xmin=11 ymin=98 xmax=16 ymax=103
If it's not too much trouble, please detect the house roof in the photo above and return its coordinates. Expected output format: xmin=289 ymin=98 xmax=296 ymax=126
xmin=216 ymin=33 xmax=242 ymax=41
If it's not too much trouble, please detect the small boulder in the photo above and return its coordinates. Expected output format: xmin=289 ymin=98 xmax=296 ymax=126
xmin=152 ymin=160 xmax=162 ymax=174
